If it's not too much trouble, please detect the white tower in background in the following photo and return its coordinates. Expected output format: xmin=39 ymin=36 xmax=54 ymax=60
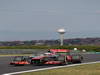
xmin=57 ymin=28 xmax=66 ymax=46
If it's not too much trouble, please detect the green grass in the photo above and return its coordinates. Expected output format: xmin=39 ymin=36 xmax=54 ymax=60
xmin=19 ymin=63 xmax=100 ymax=75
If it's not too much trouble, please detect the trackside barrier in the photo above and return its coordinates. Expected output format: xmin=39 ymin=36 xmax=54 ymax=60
xmin=0 ymin=49 xmax=47 ymax=54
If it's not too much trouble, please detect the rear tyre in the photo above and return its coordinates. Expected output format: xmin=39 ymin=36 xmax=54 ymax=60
xmin=31 ymin=60 xmax=34 ymax=64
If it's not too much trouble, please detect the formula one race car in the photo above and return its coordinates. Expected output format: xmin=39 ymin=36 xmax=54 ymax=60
xmin=31 ymin=49 xmax=83 ymax=65
xmin=10 ymin=56 xmax=31 ymax=66
xmin=31 ymin=54 xmax=67 ymax=65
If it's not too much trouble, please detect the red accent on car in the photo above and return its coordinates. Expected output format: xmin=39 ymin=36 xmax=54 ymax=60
xmin=66 ymin=55 xmax=72 ymax=61
xmin=10 ymin=61 xmax=30 ymax=65
xmin=49 ymin=49 xmax=70 ymax=53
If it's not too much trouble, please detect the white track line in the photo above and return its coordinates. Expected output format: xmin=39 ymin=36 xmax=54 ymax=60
xmin=3 ymin=61 xmax=100 ymax=75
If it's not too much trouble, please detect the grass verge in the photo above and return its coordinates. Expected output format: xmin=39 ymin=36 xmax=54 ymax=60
xmin=19 ymin=63 xmax=100 ymax=75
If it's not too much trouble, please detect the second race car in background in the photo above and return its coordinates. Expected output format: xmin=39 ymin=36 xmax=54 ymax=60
xmin=10 ymin=56 xmax=31 ymax=66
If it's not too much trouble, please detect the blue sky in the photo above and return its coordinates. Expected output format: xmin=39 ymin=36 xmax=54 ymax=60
xmin=0 ymin=0 xmax=100 ymax=41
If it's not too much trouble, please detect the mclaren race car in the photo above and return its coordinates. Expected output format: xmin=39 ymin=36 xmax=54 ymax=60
xmin=31 ymin=49 xmax=83 ymax=65
xmin=31 ymin=54 xmax=67 ymax=65
xmin=10 ymin=56 xmax=31 ymax=66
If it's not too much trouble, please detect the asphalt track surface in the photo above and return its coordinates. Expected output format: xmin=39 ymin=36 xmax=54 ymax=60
xmin=0 ymin=54 xmax=100 ymax=75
